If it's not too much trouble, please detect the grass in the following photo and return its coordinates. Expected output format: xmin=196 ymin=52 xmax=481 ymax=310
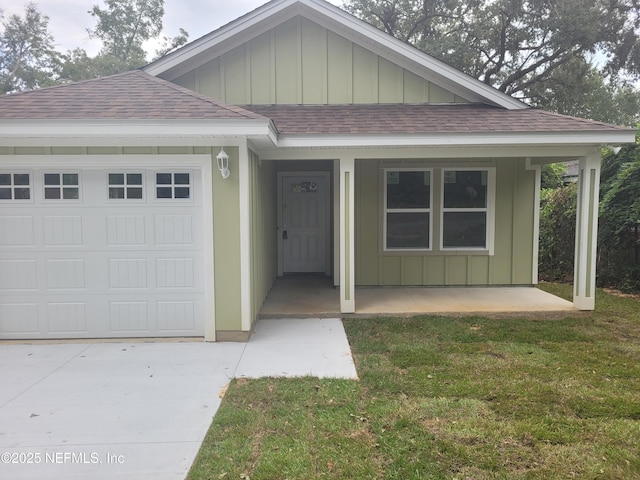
xmin=187 ymin=284 xmax=640 ymax=479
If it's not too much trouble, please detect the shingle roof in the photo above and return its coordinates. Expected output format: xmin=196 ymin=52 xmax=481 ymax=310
xmin=0 ymin=70 xmax=266 ymax=120
xmin=244 ymin=104 xmax=630 ymax=135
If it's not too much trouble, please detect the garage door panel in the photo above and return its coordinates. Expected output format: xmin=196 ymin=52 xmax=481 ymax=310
xmin=0 ymin=165 xmax=207 ymax=339
xmin=0 ymin=259 xmax=38 ymax=290
xmin=0 ymin=216 xmax=35 ymax=245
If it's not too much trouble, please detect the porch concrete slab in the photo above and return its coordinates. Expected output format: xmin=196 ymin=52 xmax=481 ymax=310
xmin=235 ymin=318 xmax=358 ymax=379
xmin=355 ymin=286 xmax=574 ymax=315
xmin=259 ymin=277 xmax=576 ymax=318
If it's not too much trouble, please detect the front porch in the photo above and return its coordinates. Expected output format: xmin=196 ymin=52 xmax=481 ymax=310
xmin=259 ymin=276 xmax=576 ymax=318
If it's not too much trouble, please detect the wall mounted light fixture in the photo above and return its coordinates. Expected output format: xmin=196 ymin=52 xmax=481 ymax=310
xmin=216 ymin=148 xmax=230 ymax=179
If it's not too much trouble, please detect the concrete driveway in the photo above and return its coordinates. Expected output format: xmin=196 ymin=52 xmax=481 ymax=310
xmin=0 ymin=319 xmax=357 ymax=480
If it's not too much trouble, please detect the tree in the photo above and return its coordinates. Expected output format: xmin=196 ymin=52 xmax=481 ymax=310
xmin=88 ymin=0 xmax=164 ymax=68
xmin=343 ymin=0 xmax=640 ymax=112
xmin=0 ymin=3 xmax=61 ymax=93
xmin=153 ymin=27 xmax=189 ymax=60
xmin=598 ymin=143 xmax=640 ymax=291
xmin=61 ymin=0 xmax=189 ymax=81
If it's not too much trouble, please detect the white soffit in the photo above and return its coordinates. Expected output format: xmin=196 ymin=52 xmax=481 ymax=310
xmin=143 ymin=0 xmax=526 ymax=110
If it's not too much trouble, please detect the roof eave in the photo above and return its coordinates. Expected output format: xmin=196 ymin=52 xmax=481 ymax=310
xmin=0 ymin=119 xmax=278 ymax=148
xmin=273 ymin=130 xmax=637 ymax=148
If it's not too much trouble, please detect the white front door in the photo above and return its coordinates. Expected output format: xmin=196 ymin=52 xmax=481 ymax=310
xmin=279 ymin=173 xmax=330 ymax=274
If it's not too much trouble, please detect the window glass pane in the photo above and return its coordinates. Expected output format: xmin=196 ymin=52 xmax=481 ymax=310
xmin=387 ymin=212 xmax=430 ymax=249
xmin=63 ymin=188 xmax=79 ymax=200
xmin=45 ymin=188 xmax=61 ymax=199
xmin=63 ymin=173 xmax=78 ymax=186
xmin=443 ymin=212 xmax=486 ymax=248
xmin=127 ymin=187 xmax=143 ymax=199
xmin=15 ymin=188 xmax=30 ymax=200
xmin=174 ymin=173 xmax=190 ymax=185
xmin=44 ymin=173 xmax=60 ymax=185
xmin=0 ymin=188 xmax=11 ymax=199
xmin=387 ymin=171 xmax=430 ymax=209
xmin=156 ymin=173 xmax=172 ymax=185
xmin=109 ymin=173 xmax=125 ymax=185
xmin=174 ymin=187 xmax=190 ymax=199
xmin=157 ymin=187 xmax=172 ymax=198
xmin=444 ymin=170 xmax=487 ymax=208
xmin=14 ymin=174 xmax=30 ymax=185
xmin=0 ymin=174 xmax=10 ymax=186
xmin=127 ymin=173 xmax=142 ymax=185
xmin=109 ymin=187 xmax=125 ymax=199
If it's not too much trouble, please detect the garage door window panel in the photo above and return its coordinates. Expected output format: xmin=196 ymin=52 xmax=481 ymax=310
xmin=44 ymin=173 xmax=80 ymax=200
xmin=109 ymin=173 xmax=143 ymax=200
xmin=0 ymin=173 xmax=31 ymax=200
xmin=156 ymin=172 xmax=191 ymax=200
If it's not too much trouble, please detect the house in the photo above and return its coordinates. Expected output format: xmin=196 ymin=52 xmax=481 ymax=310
xmin=0 ymin=0 xmax=635 ymax=341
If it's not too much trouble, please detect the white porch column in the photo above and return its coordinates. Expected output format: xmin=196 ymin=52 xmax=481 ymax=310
xmin=573 ymin=153 xmax=601 ymax=310
xmin=339 ymin=157 xmax=355 ymax=313
xmin=239 ymin=141 xmax=252 ymax=330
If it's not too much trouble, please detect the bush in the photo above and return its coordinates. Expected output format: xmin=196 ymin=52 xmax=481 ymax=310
xmin=539 ymin=184 xmax=577 ymax=282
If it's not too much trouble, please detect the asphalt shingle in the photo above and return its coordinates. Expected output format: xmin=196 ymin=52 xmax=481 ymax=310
xmin=0 ymin=70 xmax=265 ymax=120
xmin=244 ymin=104 xmax=629 ymax=135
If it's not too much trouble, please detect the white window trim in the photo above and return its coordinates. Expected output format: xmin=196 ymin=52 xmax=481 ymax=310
xmin=383 ymin=168 xmax=433 ymax=252
xmin=106 ymin=171 xmax=145 ymax=201
xmin=440 ymin=167 xmax=495 ymax=254
xmin=0 ymin=171 xmax=33 ymax=202
xmin=154 ymin=171 xmax=193 ymax=202
xmin=42 ymin=171 xmax=81 ymax=202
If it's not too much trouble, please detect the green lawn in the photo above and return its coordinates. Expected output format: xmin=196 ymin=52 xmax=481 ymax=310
xmin=187 ymin=284 xmax=640 ymax=479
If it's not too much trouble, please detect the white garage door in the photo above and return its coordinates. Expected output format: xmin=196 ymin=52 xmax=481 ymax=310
xmin=0 ymin=160 xmax=208 ymax=339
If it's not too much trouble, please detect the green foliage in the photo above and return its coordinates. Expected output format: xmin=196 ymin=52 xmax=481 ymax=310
xmin=598 ymin=144 xmax=640 ymax=292
xmin=0 ymin=3 xmax=62 ymax=93
xmin=530 ymin=59 xmax=640 ymax=126
xmin=344 ymin=0 xmax=640 ymax=115
xmin=539 ymin=183 xmax=577 ymax=282
xmin=540 ymin=163 xmax=566 ymax=189
xmin=88 ymin=0 xmax=164 ymax=65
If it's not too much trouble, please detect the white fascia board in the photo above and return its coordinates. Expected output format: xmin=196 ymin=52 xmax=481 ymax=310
xmin=0 ymin=119 xmax=278 ymax=147
xmin=274 ymin=130 xmax=637 ymax=149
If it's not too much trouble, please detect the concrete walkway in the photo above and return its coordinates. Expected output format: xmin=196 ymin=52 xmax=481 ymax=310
xmin=0 ymin=318 xmax=357 ymax=480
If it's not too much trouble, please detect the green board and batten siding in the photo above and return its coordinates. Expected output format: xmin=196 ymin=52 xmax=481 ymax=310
xmin=356 ymin=158 xmax=537 ymax=286
xmin=248 ymin=150 xmax=278 ymax=326
xmin=173 ymin=16 xmax=468 ymax=105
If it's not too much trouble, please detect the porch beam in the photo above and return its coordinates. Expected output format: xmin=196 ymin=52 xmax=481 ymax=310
xmin=340 ymin=156 xmax=356 ymax=313
xmin=573 ymin=152 xmax=601 ymax=310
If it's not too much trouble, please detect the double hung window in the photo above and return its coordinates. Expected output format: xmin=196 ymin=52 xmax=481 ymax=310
xmin=442 ymin=169 xmax=490 ymax=249
xmin=382 ymin=167 xmax=494 ymax=253
xmin=384 ymin=170 xmax=431 ymax=250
